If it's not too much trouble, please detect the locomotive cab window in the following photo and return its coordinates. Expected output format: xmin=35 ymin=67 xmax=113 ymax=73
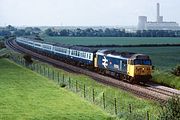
xmin=134 ymin=59 xmax=151 ymax=65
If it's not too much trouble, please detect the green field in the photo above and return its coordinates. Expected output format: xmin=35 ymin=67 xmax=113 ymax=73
xmin=0 ymin=58 xmax=112 ymax=120
xmin=43 ymin=36 xmax=180 ymax=69
xmin=111 ymin=47 xmax=180 ymax=69
xmin=43 ymin=36 xmax=180 ymax=45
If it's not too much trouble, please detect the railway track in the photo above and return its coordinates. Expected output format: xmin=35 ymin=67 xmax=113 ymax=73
xmin=5 ymin=38 xmax=180 ymax=103
xmin=144 ymin=82 xmax=180 ymax=97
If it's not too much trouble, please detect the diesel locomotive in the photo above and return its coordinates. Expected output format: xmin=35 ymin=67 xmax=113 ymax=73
xmin=16 ymin=37 xmax=152 ymax=83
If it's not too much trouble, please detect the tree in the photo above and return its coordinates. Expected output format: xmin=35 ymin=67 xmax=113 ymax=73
xmin=60 ymin=29 xmax=69 ymax=36
xmin=45 ymin=28 xmax=54 ymax=36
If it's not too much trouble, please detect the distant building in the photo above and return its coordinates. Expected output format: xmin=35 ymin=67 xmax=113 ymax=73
xmin=138 ymin=3 xmax=180 ymax=30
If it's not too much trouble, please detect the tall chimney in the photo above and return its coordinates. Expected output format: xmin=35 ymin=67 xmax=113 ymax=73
xmin=157 ymin=3 xmax=160 ymax=22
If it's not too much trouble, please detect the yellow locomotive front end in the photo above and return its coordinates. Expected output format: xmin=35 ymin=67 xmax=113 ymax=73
xmin=127 ymin=54 xmax=152 ymax=83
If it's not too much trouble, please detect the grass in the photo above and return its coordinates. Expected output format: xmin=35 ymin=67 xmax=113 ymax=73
xmin=152 ymin=70 xmax=180 ymax=90
xmin=24 ymin=57 xmax=160 ymax=120
xmin=7 ymin=52 xmax=160 ymax=119
xmin=0 ymin=58 xmax=113 ymax=120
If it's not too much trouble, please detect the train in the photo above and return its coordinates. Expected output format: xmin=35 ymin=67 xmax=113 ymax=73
xmin=16 ymin=37 xmax=152 ymax=83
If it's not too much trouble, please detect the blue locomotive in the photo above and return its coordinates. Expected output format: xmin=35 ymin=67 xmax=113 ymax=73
xmin=16 ymin=37 xmax=152 ymax=83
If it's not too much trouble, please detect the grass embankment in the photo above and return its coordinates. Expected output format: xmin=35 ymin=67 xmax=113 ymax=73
xmin=0 ymin=58 xmax=112 ymax=120
xmin=153 ymin=70 xmax=180 ymax=90
xmin=30 ymin=58 xmax=159 ymax=119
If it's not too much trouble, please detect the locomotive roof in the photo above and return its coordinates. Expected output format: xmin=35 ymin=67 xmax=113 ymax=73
xmin=96 ymin=50 xmax=136 ymax=58
xmin=70 ymin=46 xmax=98 ymax=53
xmin=97 ymin=49 xmax=150 ymax=60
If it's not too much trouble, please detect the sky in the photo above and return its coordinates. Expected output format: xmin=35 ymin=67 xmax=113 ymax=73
xmin=0 ymin=0 xmax=180 ymax=26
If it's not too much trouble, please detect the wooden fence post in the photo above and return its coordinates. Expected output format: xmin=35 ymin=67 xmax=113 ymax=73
xmin=44 ymin=66 xmax=45 ymax=76
xmin=39 ymin=64 xmax=41 ymax=74
xmin=84 ymin=84 xmax=86 ymax=98
xmin=35 ymin=64 xmax=38 ymax=72
xmin=68 ymin=77 xmax=71 ymax=89
xmin=58 ymin=72 xmax=60 ymax=84
xmin=146 ymin=111 xmax=149 ymax=120
xmin=114 ymin=98 xmax=117 ymax=115
xmin=48 ymin=67 xmax=49 ymax=78
xmin=92 ymin=88 xmax=95 ymax=103
xmin=75 ymin=80 xmax=78 ymax=92
xmin=103 ymin=92 xmax=105 ymax=109
xmin=62 ymin=74 xmax=64 ymax=83
xmin=129 ymin=104 xmax=132 ymax=114
xmin=52 ymin=70 xmax=54 ymax=80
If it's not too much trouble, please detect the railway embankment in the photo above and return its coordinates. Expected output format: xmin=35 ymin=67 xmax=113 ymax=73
xmin=0 ymin=58 xmax=112 ymax=120
xmin=152 ymin=70 xmax=180 ymax=90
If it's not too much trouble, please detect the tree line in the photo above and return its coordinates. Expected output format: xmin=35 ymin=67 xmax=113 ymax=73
xmin=0 ymin=25 xmax=41 ymax=37
xmin=1 ymin=25 xmax=180 ymax=37
xmin=45 ymin=28 xmax=180 ymax=37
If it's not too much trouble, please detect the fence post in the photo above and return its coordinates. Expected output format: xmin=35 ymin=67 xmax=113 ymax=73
xmin=40 ymin=65 xmax=41 ymax=74
xmin=129 ymin=104 xmax=132 ymax=114
xmin=58 ymin=72 xmax=60 ymax=84
xmin=84 ymin=84 xmax=86 ymax=98
xmin=92 ymin=88 xmax=95 ymax=103
xmin=43 ymin=66 xmax=45 ymax=76
xmin=146 ymin=111 xmax=149 ymax=120
xmin=48 ymin=67 xmax=50 ymax=78
xmin=62 ymin=74 xmax=64 ymax=83
xmin=35 ymin=64 xmax=38 ymax=72
xmin=75 ymin=80 xmax=78 ymax=92
xmin=68 ymin=77 xmax=71 ymax=89
xmin=103 ymin=92 xmax=105 ymax=109
xmin=52 ymin=70 xmax=54 ymax=80
xmin=36 ymin=64 xmax=38 ymax=72
xmin=38 ymin=64 xmax=39 ymax=73
xmin=114 ymin=98 xmax=117 ymax=115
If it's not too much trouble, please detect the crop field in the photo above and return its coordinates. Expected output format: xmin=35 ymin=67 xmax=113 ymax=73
xmin=43 ymin=36 xmax=180 ymax=45
xmin=43 ymin=36 xmax=180 ymax=69
xmin=0 ymin=58 xmax=112 ymax=120
xmin=111 ymin=47 xmax=180 ymax=69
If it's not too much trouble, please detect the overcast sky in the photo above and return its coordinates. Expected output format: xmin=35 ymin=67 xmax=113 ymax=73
xmin=0 ymin=0 xmax=180 ymax=26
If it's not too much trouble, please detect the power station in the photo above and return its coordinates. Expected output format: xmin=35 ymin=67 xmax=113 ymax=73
xmin=138 ymin=3 xmax=180 ymax=30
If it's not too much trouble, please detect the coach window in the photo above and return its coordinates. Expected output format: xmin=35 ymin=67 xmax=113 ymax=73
xmin=89 ymin=54 xmax=91 ymax=59
xmin=83 ymin=52 xmax=85 ymax=57
xmin=77 ymin=51 xmax=80 ymax=56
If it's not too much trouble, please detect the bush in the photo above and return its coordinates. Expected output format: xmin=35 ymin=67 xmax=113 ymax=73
xmin=158 ymin=96 xmax=180 ymax=120
xmin=152 ymin=70 xmax=180 ymax=89
xmin=171 ymin=65 xmax=180 ymax=76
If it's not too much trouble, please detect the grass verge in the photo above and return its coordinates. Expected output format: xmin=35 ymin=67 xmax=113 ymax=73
xmin=16 ymin=57 xmax=160 ymax=120
xmin=0 ymin=58 xmax=113 ymax=120
xmin=152 ymin=70 xmax=180 ymax=90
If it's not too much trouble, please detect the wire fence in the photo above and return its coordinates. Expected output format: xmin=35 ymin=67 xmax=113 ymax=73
xmin=8 ymin=54 xmax=158 ymax=120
